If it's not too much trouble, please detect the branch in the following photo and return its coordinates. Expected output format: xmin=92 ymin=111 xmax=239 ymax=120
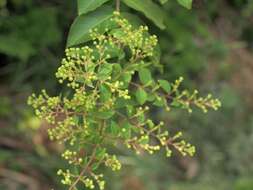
xmin=116 ymin=0 xmax=120 ymax=12
xmin=69 ymin=144 xmax=99 ymax=190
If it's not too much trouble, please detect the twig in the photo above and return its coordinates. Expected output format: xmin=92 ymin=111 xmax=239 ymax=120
xmin=69 ymin=144 xmax=99 ymax=190
xmin=116 ymin=0 xmax=120 ymax=12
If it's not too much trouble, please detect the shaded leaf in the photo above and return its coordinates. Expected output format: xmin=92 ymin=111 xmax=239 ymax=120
xmin=77 ymin=0 xmax=110 ymax=15
xmin=109 ymin=121 xmax=119 ymax=135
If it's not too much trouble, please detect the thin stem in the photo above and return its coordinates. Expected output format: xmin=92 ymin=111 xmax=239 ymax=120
xmin=69 ymin=144 xmax=99 ymax=190
xmin=116 ymin=0 xmax=120 ymax=12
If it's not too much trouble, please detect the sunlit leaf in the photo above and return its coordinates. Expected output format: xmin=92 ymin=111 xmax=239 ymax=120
xmin=139 ymin=68 xmax=152 ymax=85
xmin=135 ymin=88 xmax=147 ymax=105
xmin=122 ymin=0 xmax=166 ymax=29
xmin=177 ymin=0 xmax=193 ymax=9
xmin=67 ymin=6 xmax=113 ymax=47
xmin=158 ymin=80 xmax=171 ymax=93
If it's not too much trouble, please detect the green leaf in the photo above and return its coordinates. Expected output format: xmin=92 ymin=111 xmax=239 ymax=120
xmin=92 ymin=162 xmax=100 ymax=170
xmin=147 ymin=93 xmax=156 ymax=102
xmin=121 ymin=12 xmax=144 ymax=27
xmin=67 ymin=6 xmax=113 ymax=47
xmin=73 ymin=115 xmax=84 ymax=126
xmin=122 ymin=0 xmax=166 ymax=29
xmin=135 ymin=88 xmax=147 ymax=105
xmin=96 ymin=110 xmax=115 ymax=119
xmin=99 ymin=84 xmax=111 ymax=102
xmin=158 ymin=80 xmax=171 ymax=93
xmin=77 ymin=0 xmax=110 ymax=15
xmin=153 ymin=96 xmax=167 ymax=107
xmin=104 ymin=43 xmax=125 ymax=60
xmin=152 ymin=44 xmax=163 ymax=72
xmin=109 ymin=121 xmax=119 ymax=136
xmin=121 ymin=121 xmax=132 ymax=139
xmin=120 ymin=72 xmax=132 ymax=88
xmin=115 ymin=98 xmax=135 ymax=108
xmin=96 ymin=147 xmax=106 ymax=160
xmin=137 ymin=111 xmax=145 ymax=123
xmin=126 ymin=62 xmax=144 ymax=72
xmin=111 ymin=28 xmax=125 ymax=39
xmin=177 ymin=0 xmax=193 ymax=9
xmin=138 ymin=68 xmax=152 ymax=85
xmin=112 ymin=64 xmax=122 ymax=79
xmin=139 ymin=135 xmax=149 ymax=144
xmin=126 ymin=105 xmax=134 ymax=117
xmin=98 ymin=63 xmax=113 ymax=80
xmin=171 ymin=100 xmax=181 ymax=107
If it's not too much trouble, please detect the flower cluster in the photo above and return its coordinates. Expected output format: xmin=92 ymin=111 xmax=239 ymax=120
xmin=28 ymin=13 xmax=221 ymax=190
xmin=104 ymin=154 xmax=122 ymax=171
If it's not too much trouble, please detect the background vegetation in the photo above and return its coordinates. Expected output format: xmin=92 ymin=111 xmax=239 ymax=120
xmin=0 ymin=0 xmax=253 ymax=189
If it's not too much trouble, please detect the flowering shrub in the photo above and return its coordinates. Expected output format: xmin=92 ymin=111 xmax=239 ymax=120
xmin=28 ymin=13 xmax=220 ymax=190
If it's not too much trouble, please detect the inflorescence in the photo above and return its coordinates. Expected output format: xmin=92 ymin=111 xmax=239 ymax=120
xmin=28 ymin=13 xmax=221 ymax=190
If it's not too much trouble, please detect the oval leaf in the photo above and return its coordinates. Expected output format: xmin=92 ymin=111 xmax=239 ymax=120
xmin=98 ymin=63 xmax=113 ymax=80
xmin=158 ymin=79 xmax=171 ymax=93
xmin=138 ymin=68 xmax=152 ymax=85
xmin=122 ymin=0 xmax=166 ymax=29
xmin=135 ymin=88 xmax=147 ymax=105
xmin=96 ymin=110 xmax=115 ymax=119
xmin=67 ymin=6 xmax=113 ymax=47
xmin=78 ymin=0 xmax=110 ymax=15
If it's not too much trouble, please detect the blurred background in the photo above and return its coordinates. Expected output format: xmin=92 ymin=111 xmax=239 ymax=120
xmin=0 ymin=0 xmax=253 ymax=189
